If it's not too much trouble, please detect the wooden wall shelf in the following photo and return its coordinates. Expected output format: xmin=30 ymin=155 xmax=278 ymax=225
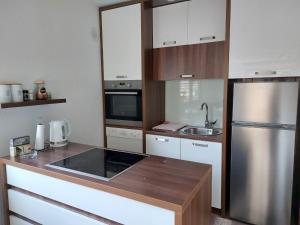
xmin=0 ymin=99 xmax=66 ymax=109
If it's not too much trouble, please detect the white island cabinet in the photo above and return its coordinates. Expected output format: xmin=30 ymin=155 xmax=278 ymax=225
xmin=229 ymin=0 xmax=300 ymax=78
xmin=102 ymin=4 xmax=142 ymax=81
xmin=6 ymin=165 xmax=175 ymax=225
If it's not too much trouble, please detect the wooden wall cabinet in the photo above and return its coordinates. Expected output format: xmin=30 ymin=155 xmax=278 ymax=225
xmin=153 ymin=41 xmax=226 ymax=80
xmin=102 ymin=4 xmax=142 ymax=81
xmin=229 ymin=0 xmax=300 ymax=79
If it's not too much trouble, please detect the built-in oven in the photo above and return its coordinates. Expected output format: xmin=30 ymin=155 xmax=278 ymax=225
xmin=104 ymin=81 xmax=142 ymax=127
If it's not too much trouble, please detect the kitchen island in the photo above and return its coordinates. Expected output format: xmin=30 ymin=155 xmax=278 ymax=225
xmin=0 ymin=143 xmax=212 ymax=225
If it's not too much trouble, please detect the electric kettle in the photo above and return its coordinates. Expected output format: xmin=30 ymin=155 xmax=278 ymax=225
xmin=49 ymin=120 xmax=71 ymax=148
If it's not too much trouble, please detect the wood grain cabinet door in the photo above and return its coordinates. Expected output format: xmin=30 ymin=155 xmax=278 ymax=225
xmin=229 ymin=0 xmax=300 ymax=78
xmin=153 ymin=2 xmax=188 ymax=48
xmin=102 ymin=4 xmax=142 ymax=81
xmin=153 ymin=42 xmax=226 ymax=80
xmin=188 ymin=0 xmax=226 ymax=45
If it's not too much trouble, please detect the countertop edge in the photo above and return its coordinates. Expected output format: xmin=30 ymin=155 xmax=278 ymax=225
xmin=0 ymin=158 xmax=186 ymax=213
xmin=146 ymin=130 xmax=223 ymax=143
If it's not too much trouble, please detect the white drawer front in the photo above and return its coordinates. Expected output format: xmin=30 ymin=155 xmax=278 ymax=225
xmin=181 ymin=139 xmax=222 ymax=209
xmin=8 ymin=190 xmax=108 ymax=225
xmin=6 ymin=165 xmax=175 ymax=225
xmin=10 ymin=215 xmax=33 ymax=225
xmin=146 ymin=134 xmax=181 ymax=159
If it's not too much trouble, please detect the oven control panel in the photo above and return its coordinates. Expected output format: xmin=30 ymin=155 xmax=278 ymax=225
xmin=104 ymin=80 xmax=141 ymax=90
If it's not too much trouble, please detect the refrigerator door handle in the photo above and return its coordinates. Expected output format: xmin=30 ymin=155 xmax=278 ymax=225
xmin=232 ymin=121 xmax=296 ymax=130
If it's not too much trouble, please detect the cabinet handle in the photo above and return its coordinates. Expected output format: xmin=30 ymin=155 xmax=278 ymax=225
xmin=163 ymin=41 xmax=177 ymax=46
xmin=200 ymin=36 xmax=216 ymax=41
xmin=192 ymin=143 xmax=208 ymax=148
xmin=254 ymin=71 xmax=277 ymax=76
xmin=155 ymin=137 xmax=169 ymax=142
xmin=115 ymin=75 xmax=128 ymax=79
xmin=180 ymin=74 xmax=194 ymax=79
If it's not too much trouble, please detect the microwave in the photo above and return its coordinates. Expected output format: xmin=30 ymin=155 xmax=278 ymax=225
xmin=104 ymin=81 xmax=142 ymax=127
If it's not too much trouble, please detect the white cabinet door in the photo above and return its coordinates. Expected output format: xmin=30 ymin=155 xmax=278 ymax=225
xmin=10 ymin=216 xmax=34 ymax=225
xmin=188 ymin=0 xmax=226 ymax=44
xmin=181 ymin=139 xmax=222 ymax=209
xmin=102 ymin=4 xmax=142 ymax=80
xmin=229 ymin=0 xmax=300 ymax=78
xmin=153 ymin=2 xmax=188 ymax=48
xmin=146 ymin=134 xmax=181 ymax=159
xmin=8 ymin=190 xmax=109 ymax=225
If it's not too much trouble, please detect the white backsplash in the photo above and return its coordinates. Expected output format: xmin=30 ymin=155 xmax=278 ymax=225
xmin=165 ymin=80 xmax=224 ymax=128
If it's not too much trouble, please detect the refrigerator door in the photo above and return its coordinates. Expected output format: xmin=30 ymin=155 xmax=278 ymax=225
xmin=233 ymin=82 xmax=298 ymax=125
xmin=230 ymin=126 xmax=295 ymax=225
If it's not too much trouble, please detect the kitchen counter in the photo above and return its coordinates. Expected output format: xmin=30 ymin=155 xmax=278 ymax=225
xmin=146 ymin=129 xmax=223 ymax=143
xmin=0 ymin=143 xmax=212 ymax=225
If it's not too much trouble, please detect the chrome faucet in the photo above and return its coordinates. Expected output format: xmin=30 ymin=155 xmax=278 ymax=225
xmin=201 ymin=102 xmax=210 ymax=128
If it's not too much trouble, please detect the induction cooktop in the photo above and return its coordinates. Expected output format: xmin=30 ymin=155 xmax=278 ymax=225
xmin=46 ymin=148 xmax=147 ymax=181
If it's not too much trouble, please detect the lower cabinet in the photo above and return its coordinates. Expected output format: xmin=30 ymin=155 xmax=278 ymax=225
xmin=6 ymin=165 xmax=175 ymax=225
xmin=146 ymin=134 xmax=181 ymax=159
xmin=180 ymin=138 xmax=222 ymax=209
xmin=146 ymin=134 xmax=222 ymax=209
xmin=10 ymin=215 xmax=33 ymax=225
xmin=8 ymin=190 xmax=108 ymax=225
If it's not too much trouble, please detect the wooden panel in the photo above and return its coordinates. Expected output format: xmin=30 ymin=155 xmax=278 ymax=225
xmin=0 ymin=99 xmax=66 ymax=109
xmin=0 ymin=162 xmax=9 ymax=225
xmin=153 ymin=42 xmax=226 ymax=80
xmin=182 ymin=170 xmax=212 ymax=225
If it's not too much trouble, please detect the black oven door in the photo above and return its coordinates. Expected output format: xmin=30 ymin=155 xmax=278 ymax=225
xmin=105 ymin=90 xmax=142 ymax=126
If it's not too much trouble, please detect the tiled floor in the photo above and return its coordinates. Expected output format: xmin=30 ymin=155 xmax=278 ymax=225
xmin=213 ymin=215 xmax=247 ymax=225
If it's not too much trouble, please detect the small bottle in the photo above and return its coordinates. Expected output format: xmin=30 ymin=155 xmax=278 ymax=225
xmin=28 ymin=89 xmax=34 ymax=100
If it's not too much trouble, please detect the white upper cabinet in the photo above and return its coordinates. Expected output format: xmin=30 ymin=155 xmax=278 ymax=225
xmin=188 ymin=0 xmax=226 ymax=44
xmin=229 ymin=0 xmax=300 ymax=78
xmin=102 ymin=4 xmax=142 ymax=81
xmin=153 ymin=2 xmax=189 ymax=48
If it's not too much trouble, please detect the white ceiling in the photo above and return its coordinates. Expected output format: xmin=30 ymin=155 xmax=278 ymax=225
xmin=93 ymin=0 xmax=129 ymax=7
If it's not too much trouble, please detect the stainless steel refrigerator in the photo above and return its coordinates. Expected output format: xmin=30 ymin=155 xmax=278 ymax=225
xmin=230 ymin=82 xmax=299 ymax=225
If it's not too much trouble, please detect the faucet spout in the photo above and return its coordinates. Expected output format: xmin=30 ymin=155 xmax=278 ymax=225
xmin=201 ymin=102 xmax=209 ymax=128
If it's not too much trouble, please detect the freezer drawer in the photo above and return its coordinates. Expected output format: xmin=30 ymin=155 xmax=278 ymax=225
xmin=233 ymin=82 xmax=298 ymax=125
xmin=230 ymin=126 xmax=295 ymax=225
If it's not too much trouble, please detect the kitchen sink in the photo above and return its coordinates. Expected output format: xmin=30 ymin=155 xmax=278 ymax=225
xmin=179 ymin=126 xmax=222 ymax=136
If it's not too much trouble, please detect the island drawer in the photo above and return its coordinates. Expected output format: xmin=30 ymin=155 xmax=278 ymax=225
xmin=8 ymin=189 xmax=109 ymax=225
xmin=10 ymin=215 xmax=34 ymax=225
xmin=6 ymin=165 xmax=175 ymax=225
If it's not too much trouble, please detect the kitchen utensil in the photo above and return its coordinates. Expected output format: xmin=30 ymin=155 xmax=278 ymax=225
xmin=0 ymin=83 xmax=12 ymax=103
xmin=11 ymin=84 xmax=23 ymax=102
xmin=49 ymin=120 xmax=71 ymax=148
xmin=35 ymin=123 xmax=45 ymax=151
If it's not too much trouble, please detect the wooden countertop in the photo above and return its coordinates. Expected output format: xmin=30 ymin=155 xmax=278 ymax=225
xmin=146 ymin=129 xmax=223 ymax=143
xmin=0 ymin=143 xmax=212 ymax=213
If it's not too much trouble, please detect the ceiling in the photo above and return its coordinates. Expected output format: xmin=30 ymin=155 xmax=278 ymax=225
xmin=93 ymin=0 xmax=129 ymax=7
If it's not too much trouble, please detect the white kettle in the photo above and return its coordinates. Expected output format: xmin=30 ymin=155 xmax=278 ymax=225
xmin=49 ymin=120 xmax=71 ymax=148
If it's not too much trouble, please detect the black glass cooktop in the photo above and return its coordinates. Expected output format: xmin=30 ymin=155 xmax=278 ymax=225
xmin=47 ymin=148 xmax=147 ymax=181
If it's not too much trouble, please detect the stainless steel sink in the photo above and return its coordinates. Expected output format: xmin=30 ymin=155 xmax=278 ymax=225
xmin=179 ymin=126 xmax=222 ymax=136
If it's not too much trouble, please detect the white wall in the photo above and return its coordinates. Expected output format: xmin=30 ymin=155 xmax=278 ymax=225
xmin=0 ymin=0 xmax=103 ymax=157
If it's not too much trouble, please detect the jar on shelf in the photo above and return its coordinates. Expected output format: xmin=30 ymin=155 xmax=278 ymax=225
xmin=34 ymin=80 xmax=48 ymax=100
